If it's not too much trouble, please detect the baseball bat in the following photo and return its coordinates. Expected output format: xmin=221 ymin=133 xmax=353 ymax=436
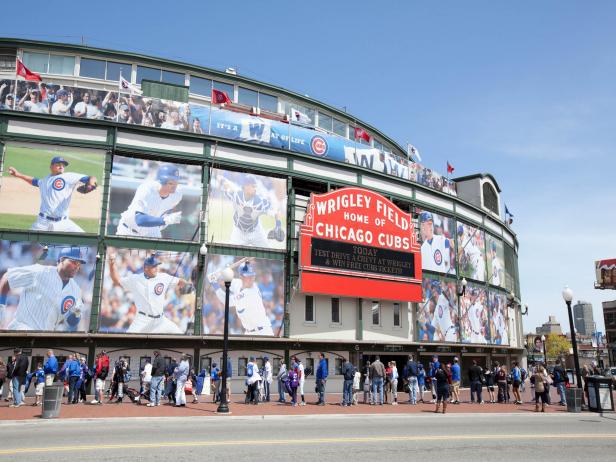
xmin=206 ymin=256 xmax=253 ymax=283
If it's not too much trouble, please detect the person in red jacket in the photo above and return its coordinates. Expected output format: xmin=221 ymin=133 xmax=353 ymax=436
xmin=91 ymin=351 xmax=109 ymax=405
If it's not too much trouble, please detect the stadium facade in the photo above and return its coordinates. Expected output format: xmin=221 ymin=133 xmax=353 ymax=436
xmin=0 ymin=38 xmax=524 ymax=391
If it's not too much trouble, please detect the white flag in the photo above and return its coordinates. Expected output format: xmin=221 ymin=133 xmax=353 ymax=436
xmin=291 ymin=107 xmax=311 ymax=124
xmin=407 ymin=143 xmax=421 ymax=162
xmin=119 ymin=76 xmax=142 ymax=95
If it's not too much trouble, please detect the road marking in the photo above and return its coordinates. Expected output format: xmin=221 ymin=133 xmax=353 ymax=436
xmin=0 ymin=433 xmax=615 ymax=455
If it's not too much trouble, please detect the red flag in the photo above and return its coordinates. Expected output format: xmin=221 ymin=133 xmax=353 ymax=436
xmin=354 ymin=127 xmax=371 ymax=143
xmin=447 ymin=162 xmax=455 ymax=174
xmin=212 ymin=89 xmax=231 ymax=105
xmin=16 ymin=58 xmax=42 ymax=82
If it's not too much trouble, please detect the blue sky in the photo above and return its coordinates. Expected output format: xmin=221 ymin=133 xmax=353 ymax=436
xmin=4 ymin=1 xmax=615 ymax=333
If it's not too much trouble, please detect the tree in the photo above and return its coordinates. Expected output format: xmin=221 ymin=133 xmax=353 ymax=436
xmin=545 ymin=333 xmax=571 ymax=361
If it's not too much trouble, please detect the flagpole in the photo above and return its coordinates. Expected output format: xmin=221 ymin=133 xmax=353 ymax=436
xmin=117 ymin=69 xmax=123 ymax=123
xmin=208 ymin=89 xmax=213 ymax=136
xmin=12 ymin=58 xmax=20 ymax=111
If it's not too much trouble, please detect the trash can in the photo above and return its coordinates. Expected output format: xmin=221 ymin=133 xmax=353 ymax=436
xmin=565 ymin=387 xmax=583 ymax=413
xmin=41 ymin=384 xmax=63 ymax=419
xmin=586 ymin=376 xmax=614 ymax=412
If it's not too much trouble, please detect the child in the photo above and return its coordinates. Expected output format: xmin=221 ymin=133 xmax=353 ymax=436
xmin=352 ymin=368 xmax=362 ymax=405
xmin=33 ymin=363 xmax=45 ymax=406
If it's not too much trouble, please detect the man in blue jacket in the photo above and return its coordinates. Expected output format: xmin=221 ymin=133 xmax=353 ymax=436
xmin=316 ymin=352 xmax=328 ymax=406
xmin=66 ymin=354 xmax=81 ymax=404
xmin=429 ymin=355 xmax=440 ymax=403
xmin=451 ymin=357 xmax=461 ymax=404
xmin=43 ymin=349 xmax=58 ymax=386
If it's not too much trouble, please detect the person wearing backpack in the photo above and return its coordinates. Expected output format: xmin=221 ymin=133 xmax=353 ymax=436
xmin=92 ymin=351 xmax=110 ymax=405
xmin=405 ymin=355 xmax=419 ymax=405
xmin=511 ymin=362 xmax=523 ymax=404
xmin=552 ymin=359 xmax=567 ymax=406
xmin=341 ymin=358 xmax=355 ymax=407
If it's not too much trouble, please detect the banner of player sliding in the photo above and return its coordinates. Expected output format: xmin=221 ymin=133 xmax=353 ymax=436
xmin=2 ymin=79 xmax=456 ymax=197
xmin=299 ymin=187 xmax=423 ymax=301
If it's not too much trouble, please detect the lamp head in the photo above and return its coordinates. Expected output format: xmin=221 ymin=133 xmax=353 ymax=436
xmin=562 ymin=286 xmax=573 ymax=303
xmin=199 ymin=243 xmax=208 ymax=256
xmin=222 ymin=267 xmax=234 ymax=283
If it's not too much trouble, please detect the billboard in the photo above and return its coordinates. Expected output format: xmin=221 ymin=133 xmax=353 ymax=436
xmin=0 ymin=142 xmax=105 ymax=234
xmin=486 ymin=234 xmax=505 ymax=287
xmin=107 ymin=156 xmax=202 ymax=241
xmin=460 ymin=284 xmax=489 ymax=344
xmin=0 ymin=240 xmax=96 ymax=332
xmin=595 ymin=259 xmax=616 ymax=289
xmin=417 ymin=209 xmax=456 ymax=275
xmin=457 ymin=222 xmax=486 ymax=282
xmin=418 ymin=277 xmax=459 ymax=342
xmin=99 ymin=247 xmax=197 ymax=334
xmin=299 ymin=187 xmax=422 ymax=301
xmin=202 ymin=254 xmax=284 ymax=337
xmin=488 ymin=290 xmax=508 ymax=345
xmin=206 ymin=169 xmax=287 ymax=250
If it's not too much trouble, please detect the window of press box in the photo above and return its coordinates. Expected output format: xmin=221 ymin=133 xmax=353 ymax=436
xmin=333 ymin=118 xmax=347 ymax=137
xmin=214 ymin=80 xmax=234 ymax=100
xmin=0 ymin=51 xmax=17 ymax=72
xmin=281 ymin=100 xmax=315 ymax=125
xmin=371 ymin=301 xmax=380 ymax=326
xmin=189 ymin=75 xmax=213 ymax=96
xmin=162 ymin=69 xmax=185 ymax=86
xmin=331 ymin=298 xmax=340 ymax=324
xmin=137 ymin=65 xmax=161 ymax=84
xmin=373 ymin=139 xmax=383 ymax=152
xmin=259 ymin=92 xmax=278 ymax=113
xmin=49 ymin=54 xmax=75 ymax=75
xmin=393 ymin=303 xmax=401 ymax=327
xmin=318 ymin=112 xmax=333 ymax=131
xmin=305 ymin=295 xmax=315 ymax=322
xmin=238 ymin=357 xmax=248 ymax=376
xmin=22 ymin=51 xmax=50 ymax=74
xmin=238 ymin=87 xmax=258 ymax=107
xmin=482 ymin=182 xmax=499 ymax=215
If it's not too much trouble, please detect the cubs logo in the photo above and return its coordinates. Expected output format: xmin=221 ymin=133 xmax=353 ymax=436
xmin=52 ymin=177 xmax=66 ymax=191
xmin=61 ymin=295 xmax=76 ymax=315
xmin=433 ymin=249 xmax=443 ymax=265
xmin=310 ymin=136 xmax=328 ymax=156
xmin=154 ymin=283 xmax=164 ymax=295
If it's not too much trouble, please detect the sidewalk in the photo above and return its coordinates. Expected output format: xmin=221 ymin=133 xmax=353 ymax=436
xmin=0 ymin=388 xmax=573 ymax=421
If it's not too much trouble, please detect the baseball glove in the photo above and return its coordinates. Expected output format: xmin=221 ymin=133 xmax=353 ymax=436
xmin=267 ymin=226 xmax=285 ymax=242
xmin=76 ymin=182 xmax=97 ymax=194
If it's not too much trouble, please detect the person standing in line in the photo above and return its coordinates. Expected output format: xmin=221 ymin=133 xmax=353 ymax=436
xmin=276 ymin=362 xmax=288 ymax=403
xmin=468 ymin=360 xmax=484 ymax=404
xmin=211 ymin=363 xmax=221 ymax=403
xmin=140 ymin=358 xmax=152 ymax=403
xmin=43 ymin=350 xmax=58 ymax=386
xmin=369 ymin=356 xmax=386 ymax=405
xmin=533 ymin=365 xmax=549 ymax=412
xmin=352 ymin=366 xmax=361 ymax=405
xmin=32 ymin=362 xmax=45 ymax=406
xmin=287 ymin=361 xmax=299 ymax=407
xmin=552 ymin=359 xmax=567 ymax=406
xmin=9 ymin=348 xmax=28 ymax=408
xmin=263 ymin=356 xmax=273 ymax=402
xmin=341 ymin=358 xmax=355 ymax=407
xmin=362 ymin=361 xmax=371 ymax=404
xmin=315 ymin=353 xmax=328 ymax=406
xmin=66 ymin=354 xmax=81 ymax=404
xmin=405 ymin=355 xmax=419 ymax=405
xmin=5 ymin=356 xmax=15 ymax=402
xmin=0 ymin=358 xmax=7 ymax=399
xmin=434 ymin=363 xmax=450 ymax=414
xmin=496 ymin=364 xmax=508 ymax=403
xmin=429 ymin=355 xmax=440 ymax=403
xmin=390 ymin=361 xmax=399 ymax=406
xmin=417 ymin=363 xmax=427 ymax=403
xmin=113 ymin=358 xmax=129 ymax=404
xmin=450 ymin=357 xmax=461 ymax=404
xmin=174 ymin=354 xmax=189 ymax=407
xmin=511 ymin=362 xmax=523 ymax=404
xmin=245 ymin=356 xmax=261 ymax=405
xmin=291 ymin=356 xmax=306 ymax=406
xmin=148 ymin=350 xmax=165 ymax=407
xmin=91 ymin=351 xmax=109 ymax=405
xmin=225 ymin=356 xmax=233 ymax=403
xmin=484 ymin=363 xmax=495 ymax=403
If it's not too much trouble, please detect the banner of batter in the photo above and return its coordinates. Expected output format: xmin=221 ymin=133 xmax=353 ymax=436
xmin=99 ymin=247 xmax=197 ymax=334
xmin=486 ymin=234 xmax=505 ymax=288
xmin=0 ymin=240 xmax=96 ymax=332
xmin=416 ymin=209 xmax=456 ymax=276
xmin=488 ymin=290 xmax=509 ymax=345
xmin=106 ymin=156 xmax=203 ymax=241
xmin=202 ymin=254 xmax=284 ymax=337
xmin=206 ymin=169 xmax=287 ymax=251
xmin=459 ymin=284 xmax=490 ymax=344
xmin=417 ymin=277 xmax=459 ymax=343
xmin=456 ymin=221 xmax=486 ymax=282
xmin=0 ymin=142 xmax=105 ymax=234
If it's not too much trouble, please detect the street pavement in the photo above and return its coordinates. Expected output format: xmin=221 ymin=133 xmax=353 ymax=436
xmin=0 ymin=412 xmax=614 ymax=461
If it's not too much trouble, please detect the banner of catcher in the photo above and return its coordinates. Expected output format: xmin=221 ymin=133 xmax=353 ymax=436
xmin=417 ymin=277 xmax=459 ymax=343
xmin=99 ymin=247 xmax=197 ymax=334
xmin=459 ymin=284 xmax=490 ymax=344
xmin=0 ymin=240 xmax=96 ymax=332
xmin=206 ymin=169 xmax=287 ymax=250
xmin=107 ymin=156 xmax=203 ymax=241
xmin=202 ymin=254 xmax=284 ymax=337
xmin=0 ymin=142 xmax=104 ymax=234
xmin=416 ymin=208 xmax=456 ymax=276
xmin=456 ymin=221 xmax=486 ymax=282
xmin=488 ymin=290 xmax=509 ymax=345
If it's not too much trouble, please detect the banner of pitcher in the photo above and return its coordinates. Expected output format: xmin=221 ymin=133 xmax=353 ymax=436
xmin=0 ymin=79 xmax=456 ymax=196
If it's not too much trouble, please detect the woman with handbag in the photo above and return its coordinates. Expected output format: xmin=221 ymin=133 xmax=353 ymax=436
xmin=533 ymin=365 xmax=549 ymax=412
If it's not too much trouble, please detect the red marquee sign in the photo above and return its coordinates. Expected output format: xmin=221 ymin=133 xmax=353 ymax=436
xmin=300 ymin=187 xmax=422 ymax=301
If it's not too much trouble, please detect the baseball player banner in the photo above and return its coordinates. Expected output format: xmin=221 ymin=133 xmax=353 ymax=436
xmin=456 ymin=222 xmax=486 ymax=282
xmin=202 ymin=254 xmax=284 ymax=337
xmin=460 ymin=284 xmax=490 ymax=344
xmin=0 ymin=240 xmax=96 ymax=332
xmin=418 ymin=277 xmax=459 ymax=343
xmin=0 ymin=142 xmax=104 ymax=234
xmin=488 ymin=290 xmax=509 ymax=345
xmin=486 ymin=234 xmax=505 ymax=288
xmin=99 ymin=247 xmax=197 ymax=334
xmin=107 ymin=156 xmax=203 ymax=241
xmin=206 ymin=169 xmax=287 ymax=250
xmin=417 ymin=209 xmax=456 ymax=276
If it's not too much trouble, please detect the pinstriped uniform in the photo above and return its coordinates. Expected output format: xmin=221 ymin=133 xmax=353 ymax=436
xmin=32 ymin=172 xmax=86 ymax=233
xmin=215 ymin=278 xmax=273 ymax=335
xmin=225 ymin=189 xmax=271 ymax=247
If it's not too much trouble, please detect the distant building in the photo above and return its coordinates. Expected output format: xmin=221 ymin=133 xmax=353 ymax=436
xmin=536 ymin=315 xmax=562 ymax=335
xmin=573 ymin=301 xmax=594 ymax=335
xmin=603 ymin=300 xmax=616 ymax=366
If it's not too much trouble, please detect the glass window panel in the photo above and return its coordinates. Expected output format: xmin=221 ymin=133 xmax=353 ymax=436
xmin=331 ymin=298 xmax=340 ymax=324
xmin=238 ymin=87 xmax=258 ymax=107
xmin=22 ymin=52 xmax=48 ymax=73
xmin=372 ymin=301 xmax=380 ymax=325
xmin=335 ymin=358 xmax=343 ymax=375
xmin=318 ymin=112 xmax=333 ymax=131
xmin=213 ymin=81 xmax=234 ymax=100
xmin=190 ymin=75 xmax=212 ymax=96
xmin=79 ymin=58 xmax=106 ymax=79
xmin=106 ymin=61 xmax=130 ymax=81
xmin=373 ymin=139 xmax=383 ymax=152
xmin=162 ymin=69 xmax=185 ymax=86
xmin=137 ymin=65 xmax=161 ymax=84
xmin=259 ymin=92 xmax=278 ymax=112
xmin=49 ymin=54 xmax=75 ymax=75
xmin=333 ymin=118 xmax=346 ymax=137
xmin=238 ymin=358 xmax=247 ymax=376
xmin=393 ymin=303 xmax=401 ymax=327
xmin=305 ymin=295 xmax=314 ymax=322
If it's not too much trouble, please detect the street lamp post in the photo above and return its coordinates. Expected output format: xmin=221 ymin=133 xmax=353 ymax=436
xmin=541 ymin=334 xmax=547 ymax=364
xmin=562 ymin=286 xmax=583 ymax=393
xmin=217 ymin=267 xmax=235 ymax=414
